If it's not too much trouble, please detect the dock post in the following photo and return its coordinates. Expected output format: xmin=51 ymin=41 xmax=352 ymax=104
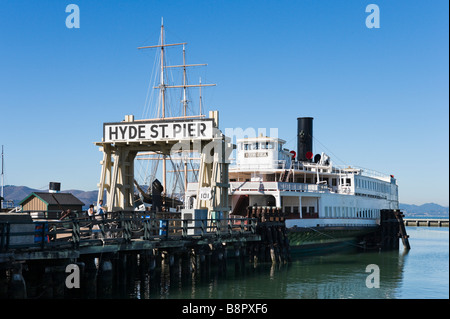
xmin=80 ymin=256 xmax=97 ymax=299
xmin=0 ymin=268 xmax=7 ymax=298
xmin=97 ymin=257 xmax=113 ymax=298
xmin=190 ymin=248 xmax=197 ymax=274
xmin=8 ymin=263 xmax=27 ymax=299
xmin=50 ymin=261 xmax=69 ymax=299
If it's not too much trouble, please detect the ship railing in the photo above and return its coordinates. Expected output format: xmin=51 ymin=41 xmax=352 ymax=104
xmin=230 ymin=181 xmax=329 ymax=193
xmin=0 ymin=200 xmax=16 ymax=209
xmin=230 ymin=160 xmax=287 ymax=170
xmin=0 ymin=210 xmax=258 ymax=252
xmin=335 ymin=165 xmax=391 ymax=181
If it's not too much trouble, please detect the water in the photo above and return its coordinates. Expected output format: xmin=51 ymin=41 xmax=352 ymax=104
xmin=126 ymin=226 xmax=448 ymax=299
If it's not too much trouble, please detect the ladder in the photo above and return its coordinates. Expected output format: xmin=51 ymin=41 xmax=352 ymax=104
xmin=279 ymin=170 xmax=291 ymax=182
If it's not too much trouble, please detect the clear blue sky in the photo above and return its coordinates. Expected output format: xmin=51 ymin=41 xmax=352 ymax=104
xmin=0 ymin=0 xmax=448 ymax=206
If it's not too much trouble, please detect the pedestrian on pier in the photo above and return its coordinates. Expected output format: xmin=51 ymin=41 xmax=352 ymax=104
xmin=96 ymin=200 xmax=106 ymax=220
xmin=87 ymin=204 xmax=95 ymax=220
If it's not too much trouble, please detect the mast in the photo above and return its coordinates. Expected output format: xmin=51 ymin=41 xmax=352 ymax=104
xmin=138 ymin=18 xmax=187 ymax=119
xmin=199 ymin=77 xmax=202 ymax=115
xmin=182 ymin=44 xmax=187 ymax=117
xmin=137 ymin=20 xmax=215 ymax=198
xmin=160 ymin=19 xmax=165 ymax=118
xmin=138 ymin=18 xmax=185 ymax=192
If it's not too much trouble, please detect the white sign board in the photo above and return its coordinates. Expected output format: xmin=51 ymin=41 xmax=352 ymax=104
xmin=199 ymin=187 xmax=212 ymax=201
xmin=103 ymin=119 xmax=214 ymax=143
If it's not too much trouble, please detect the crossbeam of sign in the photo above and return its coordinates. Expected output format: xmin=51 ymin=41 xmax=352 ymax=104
xmin=103 ymin=119 xmax=214 ymax=143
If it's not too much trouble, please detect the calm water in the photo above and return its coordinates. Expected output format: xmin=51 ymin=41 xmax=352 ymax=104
xmin=127 ymin=226 xmax=449 ymax=299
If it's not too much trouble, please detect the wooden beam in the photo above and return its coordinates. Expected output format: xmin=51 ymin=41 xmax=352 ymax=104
xmin=137 ymin=42 xmax=187 ymax=49
xmin=165 ymin=63 xmax=207 ymax=68
xmin=154 ymin=84 xmax=216 ymax=89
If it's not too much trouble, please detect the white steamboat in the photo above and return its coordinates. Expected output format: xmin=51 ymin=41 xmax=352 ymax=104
xmin=226 ymin=117 xmax=399 ymax=252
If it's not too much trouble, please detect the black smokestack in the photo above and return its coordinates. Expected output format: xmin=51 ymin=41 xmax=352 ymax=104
xmin=297 ymin=117 xmax=313 ymax=162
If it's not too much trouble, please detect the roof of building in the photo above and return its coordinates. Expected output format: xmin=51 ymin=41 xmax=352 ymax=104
xmin=19 ymin=192 xmax=85 ymax=207
xmin=237 ymin=136 xmax=286 ymax=144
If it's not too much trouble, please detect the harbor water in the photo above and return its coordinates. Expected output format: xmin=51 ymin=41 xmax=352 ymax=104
xmin=123 ymin=226 xmax=448 ymax=299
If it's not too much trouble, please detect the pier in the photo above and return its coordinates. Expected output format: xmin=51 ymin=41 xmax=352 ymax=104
xmin=0 ymin=209 xmax=290 ymax=298
xmin=403 ymin=218 xmax=449 ymax=227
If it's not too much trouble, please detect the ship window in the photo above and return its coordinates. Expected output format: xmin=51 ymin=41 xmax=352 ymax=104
xmin=254 ymin=143 xmax=259 ymax=150
xmin=244 ymin=143 xmax=249 ymax=150
xmin=346 ymin=178 xmax=351 ymax=186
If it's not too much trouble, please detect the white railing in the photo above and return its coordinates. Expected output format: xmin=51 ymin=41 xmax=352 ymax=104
xmin=230 ymin=181 xmax=329 ymax=193
xmin=230 ymin=160 xmax=287 ymax=170
xmin=336 ymin=165 xmax=391 ymax=181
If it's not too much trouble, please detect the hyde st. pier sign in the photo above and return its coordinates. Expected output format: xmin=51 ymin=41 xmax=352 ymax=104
xmin=103 ymin=118 xmax=214 ymax=143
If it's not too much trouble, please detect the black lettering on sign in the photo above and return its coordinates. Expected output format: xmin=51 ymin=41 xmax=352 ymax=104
xmin=173 ymin=124 xmax=182 ymax=137
xmin=160 ymin=124 xmax=169 ymax=138
xmin=150 ymin=125 xmax=158 ymax=138
xmin=119 ymin=126 xmax=127 ymax=139
xmin=129 ymin=126 xmax=137 ymax=139
xmin=188 ymin=123 xmax=195 ymax=137
xmin=138 ymin=125 xmax=145 ymax=139
xmin=199 ymin=123 xmax=206 ymax=136
xmin=109 ymin=126 xmax=118 ymax=141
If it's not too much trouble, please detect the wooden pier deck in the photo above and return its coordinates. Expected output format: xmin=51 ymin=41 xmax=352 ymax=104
xmin=1 ymin=209 xmax=294 ymax=298
xmin=0 ymin=211 xmax=260 ymax=263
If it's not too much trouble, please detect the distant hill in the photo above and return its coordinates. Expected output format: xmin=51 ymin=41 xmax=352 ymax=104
xmin=400 ymin=203 xmax=449 ymax=217
xmin=3 ymin=185 xmax=98 ymax=210
xmin=3 ymin=185 xmax=40 ymax=203
xmin=2 ymin=185 xmax=449 ymax=217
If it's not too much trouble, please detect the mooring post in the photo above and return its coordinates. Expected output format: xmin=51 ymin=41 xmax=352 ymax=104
xmin=8 ymin=263 xmax=27 ymax=299
xmin=97 ymin=257 xmax=113 ymax=298
xmin=80 ymin=256 xmax=97 ymax=299
xmin=0 ymin=267 xmax=7 ymax=298
xmin=51 ymin=261 xmax=69 ymax=299
xmin=190 ymin=248 xmax=197 ymax=273
xmin=113 ymin=252 xmax=128 ymax=295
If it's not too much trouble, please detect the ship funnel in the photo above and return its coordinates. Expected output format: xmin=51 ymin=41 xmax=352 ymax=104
xmin=49 ymin=182 xmax=61 ymax=193
xmin=297 ymin=117 xmax=313 ymax=162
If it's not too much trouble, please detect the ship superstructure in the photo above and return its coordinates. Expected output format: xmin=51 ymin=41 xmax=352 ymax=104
xmin=185 ymin=117 xmax=399 ymax=251
xmin=228 ymin=118 xmax=398 ymax=227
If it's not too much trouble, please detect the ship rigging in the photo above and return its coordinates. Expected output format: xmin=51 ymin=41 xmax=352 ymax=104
xmin=134 ymin=19 xmax=216 ymax=210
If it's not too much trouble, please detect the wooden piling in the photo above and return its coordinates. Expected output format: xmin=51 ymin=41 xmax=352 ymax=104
xmin=80 ymin=256 xmax=97 ymax=299
xmin=8 ymin=263 xmax=27 ymax=299
xmin=97 ymin=257 xmax=113 ymax=298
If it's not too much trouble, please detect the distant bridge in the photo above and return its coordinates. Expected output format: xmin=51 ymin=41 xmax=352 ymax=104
xmin=403 ymin=218 xmax=449 ymax=227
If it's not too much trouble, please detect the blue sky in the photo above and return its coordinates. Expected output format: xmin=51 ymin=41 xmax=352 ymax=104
xmin=0 ymin=0 xmax=448 ymax=206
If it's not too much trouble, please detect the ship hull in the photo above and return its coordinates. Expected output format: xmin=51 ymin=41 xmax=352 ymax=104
xmin=286 ymin=225 xmax=378 ymax=255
